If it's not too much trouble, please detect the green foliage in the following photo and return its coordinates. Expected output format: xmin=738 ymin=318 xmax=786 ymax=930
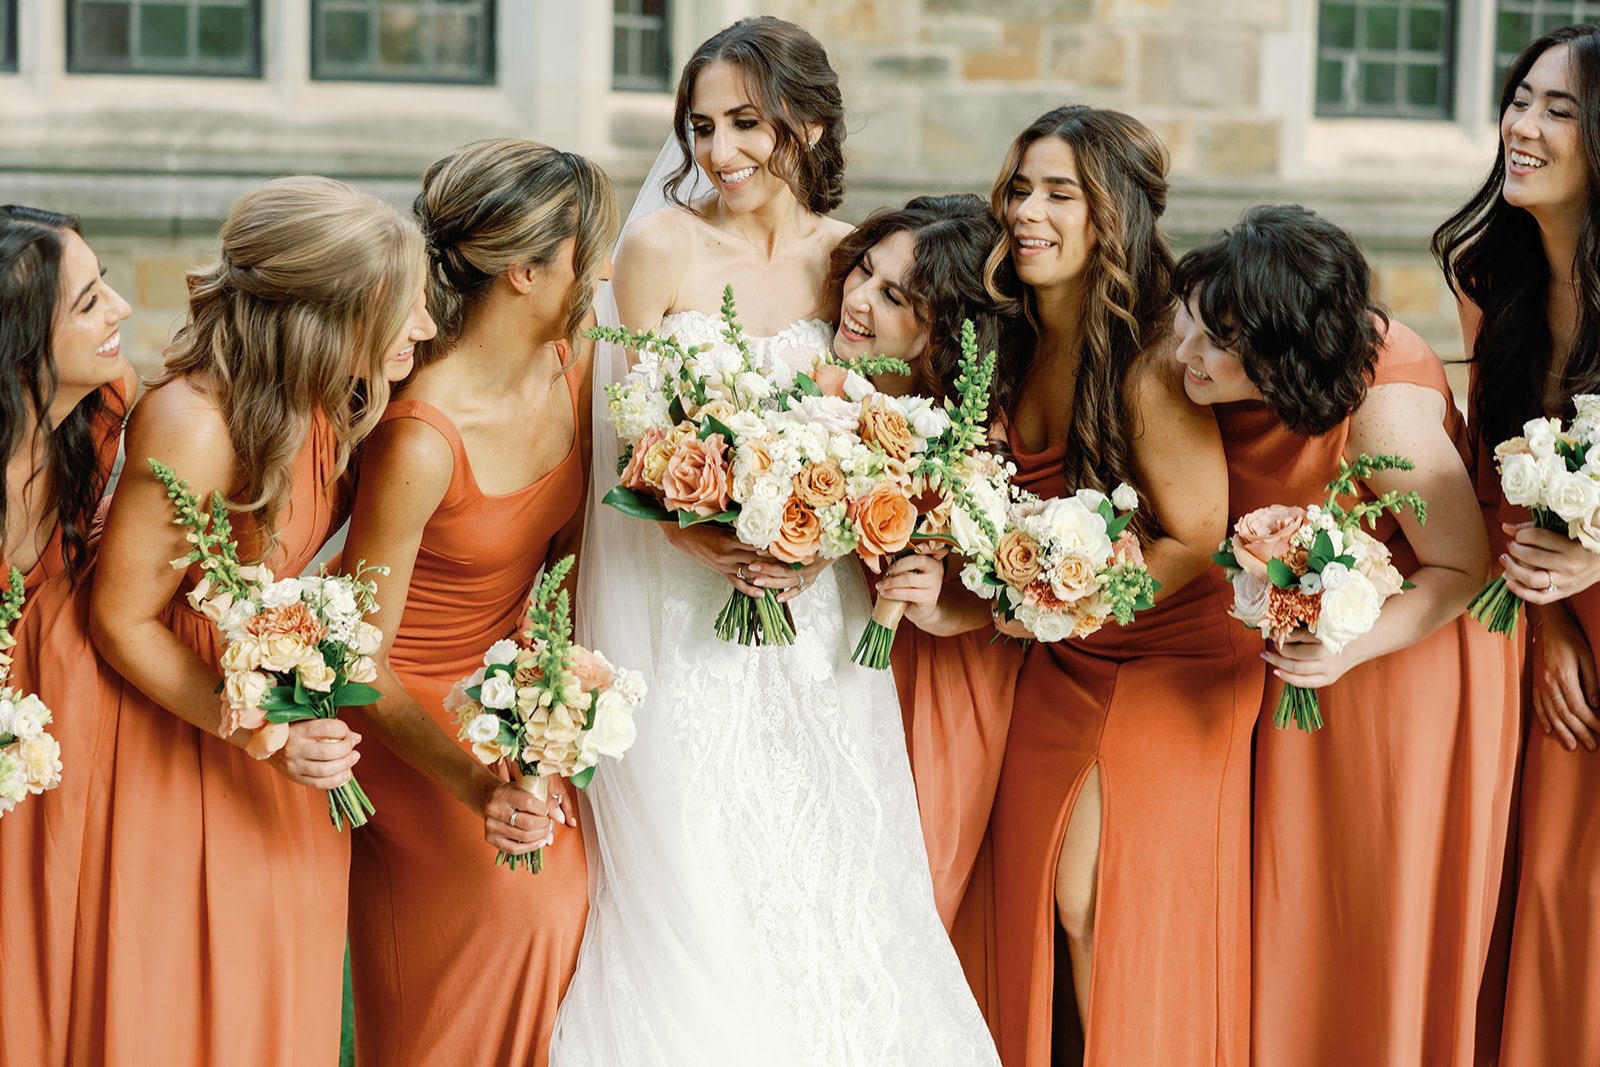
xmin=148 ymin=457 xmax=254 ymax=600
xmin=1323 ymin=453 xmax=1428 ymax=531
xmin=523 ymin=555 xmax=577 ymax=713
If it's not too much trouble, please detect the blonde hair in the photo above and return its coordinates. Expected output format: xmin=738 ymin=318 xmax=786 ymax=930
xmin=158 ymin=175 xmax=425 ymax=554
xmin=413 ymin=138 xmax=620 ymax=366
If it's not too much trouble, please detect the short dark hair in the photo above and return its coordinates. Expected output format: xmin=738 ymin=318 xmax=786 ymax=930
xmin=826 ymin=194 xmax=1021 ymax=409
xmin=668 ymin=16 xmax=846 ymax=215
xmin=1173 ymin=204 xmax=1387 ymax=436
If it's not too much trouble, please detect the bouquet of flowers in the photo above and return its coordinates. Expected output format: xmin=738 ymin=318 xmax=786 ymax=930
xmin=851 ymin=320 xmax=1008 ymax=667
xmin=1213 ymin=453 xmax=1424 ymax=731
xmin=596 ymin=286 xmax=929 ymax=647
xmin=960 ymin=481 xmax=1159 ymax=642
xmin=0 ymin=569 xmax=62 ymax=817
xmin=1470 ymin=402 xmax=1600 ymax=636
xmin=150 ymin=459 xmax=385 ymax=830
xmin=446 ymin=555 xmax=645 ymax=873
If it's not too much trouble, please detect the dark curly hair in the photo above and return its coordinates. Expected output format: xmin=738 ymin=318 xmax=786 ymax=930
xmin=1434 ymin=23 xmax=1600 ymax=451
xmin=668 ymin=16 xmax=846 ymax=215
xmin=1173 ymin=205 xmax=1387 ymax=436
xmin=826 ymin=194 xmax=1022 ymax=410
xmin=0 ymin=205 xmax=127 ymax=585
xmin=983 ymin=104 xmax=1175 ymax=541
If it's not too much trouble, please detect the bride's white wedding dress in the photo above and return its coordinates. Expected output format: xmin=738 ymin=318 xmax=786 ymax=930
xmin=552 ymin=311 xmax=999 ymax=1066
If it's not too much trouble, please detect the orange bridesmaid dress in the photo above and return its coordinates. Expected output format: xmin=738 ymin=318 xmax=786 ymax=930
xmin=0 ymin=382 xmax=129 ymax=1066
xmin=86 ymin=400 xmax=352 ymax=1065
xmin=346 ymin=383 xmax=589 ymax=1065
xmin=1218 ymin=323 xmax=1519 ymax=1066
xmin=987 ymin=430 xmax=1263 ymax=1066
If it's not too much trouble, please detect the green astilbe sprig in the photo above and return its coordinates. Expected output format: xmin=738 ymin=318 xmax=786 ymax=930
xmin=523 ymin=554 xmax=578 ymax=716
xmin=148 ymin=458 xmax=254 ymax=600
xmin=1322 ymin=453 xmax=1429 ymax=531
xmin=718 ymin=284 xmax=754 ymax=369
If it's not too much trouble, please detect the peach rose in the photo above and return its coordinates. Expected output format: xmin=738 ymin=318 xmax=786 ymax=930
xmin=1051 ymin=553 xmax=1100 ymax=601
xmin=345 ymin=656 xmax=378 ymax=685
xmin=994 ymin=529 xmax=1043 ymax=587
xmin=297 ymin=657 xmax=337 ymax=693
xmin=812 ymin=362 xmax=850 ymax=399
xmin=621 ymin=428 xmax=665 ymax=491
xmin=770 ymin=498 xmax=823 ymax=564
xmin=572 ymin=648 xmax=616 ymax=692
xmin=794 ymin=459 xmax=847 ymax=508
xmin=1230 ymin=504 xmax=1307 ymax=579
xmin=662 ymin=433 xmax=732 ymax=516
xmin=222 ymin=670 xmax=271 ymax=733
xmin=852 ymin=482 xmax=917 ymax=572
xmin=859 ymin=395 xmax=915 ymax=462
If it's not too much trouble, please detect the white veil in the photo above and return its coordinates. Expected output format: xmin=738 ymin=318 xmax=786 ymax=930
xmin=557 ymin=140 xmax=801 ymax=1064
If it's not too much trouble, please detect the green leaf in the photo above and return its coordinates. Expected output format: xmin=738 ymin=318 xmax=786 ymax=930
xmin=1097 ymin=499 xmax=1114 ymax=523
xmin=570 ymin=766 xmax=596 ymax=790
xmin=678 ymin=508 xmax=740 ymax=527
xmin=1401 ymin=578 xmax=1416 ymax=590
xmin=1210 ymin=549 xmax=1240 ymax=570
xmin=1308 ymin=530 xmax=1335 ymax=570
xmin=794 ymin=372 xmax=821 ymax=397
xmin=1105 ymin=512 xmax=1133 ymax=540
xmin=330 ymin=682 xmax=382 ymax=708
xmin=668 ymin=395 xmax=687 ymax=424
xmin=484 ymin=662 xmax=515 ymax=680
xmin=265 ymin=707 xmax=317 ymax=724
xmin=699 ymin=415 xmax=738 ymax=442
xmin=602 ymin=485 xmax=674 ymax=522
xmin=465 ymin=684 xmax=484 ymax=702
xmin=1267 ymin=557 xmax=1299 ymax=589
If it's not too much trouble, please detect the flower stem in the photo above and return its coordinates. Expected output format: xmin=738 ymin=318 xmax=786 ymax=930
xmin=1467 ymin=575 xmax=1523 ymax=637
xmin=1272 ymin=684 xmax=1324 ymax=732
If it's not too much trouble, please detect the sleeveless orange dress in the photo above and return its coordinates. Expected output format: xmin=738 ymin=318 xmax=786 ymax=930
xmin=1219 ymin=323 xmax=1519 ymax=1066
xmin=0 ymin=380 xmax=130 ymax=1066
xmin=346 ymin=380 xmax=589 ymax=1066
xmin=988 ymin=430 xmax=1263 ymax=1066
xmin=82 ymin=402 xmax=351 ymax=1066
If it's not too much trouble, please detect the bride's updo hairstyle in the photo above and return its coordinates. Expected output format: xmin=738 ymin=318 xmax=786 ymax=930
xmin=414 ymin=138 xmax=619 ymax=365
xmin=826 ymin=193 xmax=1021 ymax=408
xmin=1174 ymin=204 xmax=1387 ymax=436
xmin=667 ymin=16 xmax=847 ymax=215
xmin=158 ymin=175 xmax=425 ymax=553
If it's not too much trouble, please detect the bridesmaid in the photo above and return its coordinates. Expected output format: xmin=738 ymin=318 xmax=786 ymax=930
xmin=85 ymin=176 xmax=435 ymax=1066
xmin=1435 ymin=24 xmax=1600 ymax=1065
xmin=342 ymin=139 xmax=617 ymax=1066
xmin=0 ymin=205 xmax=134 ymax=1065
xmin=980 ymin=104 xmax=1262 ymax=1066
xmin=823 ymin=192 xmax=1025 ymax=933
xmin=1175 ymin=204 xmax=1518 ymax=1065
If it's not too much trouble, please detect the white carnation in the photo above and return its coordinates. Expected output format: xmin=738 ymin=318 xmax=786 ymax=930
xmin=484 ymin=639 xmax=519 ymax=667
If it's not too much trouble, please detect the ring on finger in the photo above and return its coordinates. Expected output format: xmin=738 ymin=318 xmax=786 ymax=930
xmin=736 ymin=563 xmax=748 ymax=582
xmin=510 ymin=810 xmax=519 ymax=829
xmin=1547 ymin=572 xmax=1557 ymax=593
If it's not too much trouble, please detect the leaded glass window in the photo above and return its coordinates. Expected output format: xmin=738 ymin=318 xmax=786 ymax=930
xmin=1316 ymin=0 xmax=1456 ymax=118
xmin=312 ymin=0 xmax=494 ymax=84
xmin=613 ymin=0 xmax=670 ymax=92
xmin=69 ymin=0 xmax=260 ymax=76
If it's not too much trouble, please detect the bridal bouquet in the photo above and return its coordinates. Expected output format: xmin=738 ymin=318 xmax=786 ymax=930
xmin=960 ymin=482 xmax=1158 ymax=642
xmin=1212 ymin=454 xmax=1425 ymax=731
xmin=150 ymin=458 xmax=385 ymax=830
xmin=446 ymin=555 xmax=645 ymax=873
xmin=1470 ymin=402 xmax=1600 ymax=636
xmin=0 ymin=569 xmax=62 ymax=817
xmin=596 ymin=286 xmax=918 ymax=646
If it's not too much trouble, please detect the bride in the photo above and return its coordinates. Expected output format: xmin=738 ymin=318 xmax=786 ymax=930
xmin=553 ymin=16 xmax=999 ymax=1066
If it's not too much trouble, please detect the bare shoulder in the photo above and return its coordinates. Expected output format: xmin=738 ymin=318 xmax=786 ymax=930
xmin=123 ymin=378 xmax=234 ymax=489
xmin=1126 ymin=329 xmax=1191 ymax=419
xmin=814 ymin=215 xmax=854 ymax=254
xmin=360 ymin=413 xmax=456 ymax=488
xmin=617 ymin=206 xmax=696 ymax=273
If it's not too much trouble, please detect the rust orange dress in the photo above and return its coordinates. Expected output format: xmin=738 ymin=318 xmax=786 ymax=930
xmin=83 ymin=402 xmax=352 ymax=1066
xmin=987 ymin=430 xmax=1263 ymax=1066
xmin=0 ymin=382 xmax=130 ymax=1066
xmin=346 ymin=386 xmax=589 ymax=1066
xmin=1218 ymin=324 xmax=1519 ymax=1066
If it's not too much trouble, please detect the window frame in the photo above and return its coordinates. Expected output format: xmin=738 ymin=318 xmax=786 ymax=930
xmin=1314 ymin=0 xmax=1460 ymax=121
xmin=0 ymin=0 xmax=16 ymax=73
xmin=65 ymin=0 xmax=265 ymax=78
xmin=309 ymin=0 xmax=497 ymax=86
xmin=612 ymin=0 xmax=672 ymax=94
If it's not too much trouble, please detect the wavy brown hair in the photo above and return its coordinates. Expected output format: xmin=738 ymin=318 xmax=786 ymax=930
xmin=826 ymin=194 xmax=1022 ymax=409
xmin=984 ymin=104 xmax=1175 ymax=539
xmin=157 ymin=175 xmax=425 ymax=556
xmin=414 ymin=138 xmax=619 ymax=369
xmin=667 ymin=16 xmax=846 ymax=215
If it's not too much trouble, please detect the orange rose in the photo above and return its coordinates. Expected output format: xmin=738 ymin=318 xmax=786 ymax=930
xmin=794 ymin=459 xmax=847 ymax=508
xmin=859 ymin=395 xmax=915 ymax=462
xmin=852 ymin=482 xmax=917 ymax=572
xmin=662 ymin=433 xmax=732 ymax=516
xmin=770 ymin=498 xmax=823 ymax=563
xmin=812 ymin=362 xmax=850 ymax=399
xmin=620 ymin=428 xmax=664 ymax=491
xmin=994 ymin=528 xmax=1043 ymax=587
xmin=1230 ymin=504 xmax=1307 ymax=579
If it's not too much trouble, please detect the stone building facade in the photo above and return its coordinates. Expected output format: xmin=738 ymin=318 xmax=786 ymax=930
xmin=1 ymin=0 xmax=1552 ymax=381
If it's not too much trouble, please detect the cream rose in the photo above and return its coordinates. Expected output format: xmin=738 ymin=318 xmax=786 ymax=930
xmin=1499 ymin=451 xmax=1544 ymax=508
xmin=223 ymin=670 xmax=271 ymax=729
xmin=17 ymin=734 xmax=61 ymax=791
xmin=1050 ymin=554 xmax=1100 ymax=601
xmin=345 ymin=656 xmax=378 ymax=685
xmin=297 ymin=658 xmax=337 ymax=693
xmin=1314 ymin=568 xmax=1384 ymax=654
xmin=1548 ymin=469 xmax=1600 ymax=522
xmin=578 ymin=688 xmax=639 ymax=764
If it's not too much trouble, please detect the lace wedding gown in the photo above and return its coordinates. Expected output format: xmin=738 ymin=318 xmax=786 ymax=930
xmin=551 ymin=312 xmax=999 ymax=1066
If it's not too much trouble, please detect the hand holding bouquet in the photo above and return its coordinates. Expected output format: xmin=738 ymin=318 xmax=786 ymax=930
xmin=960 ymin=481 xmax=1159 ymax=642
xmin=0 ymin=569 xmax=62 ymax=817
xmin=447 ymin=555 xmax=645 ymax=873
xmin=1470 ymin=402 xmax=1600 ymax=635
xmin=1213 ymin=453 xmax=1424 ymax=731
xmin=150 ymin=459 xmax=385 ymax=830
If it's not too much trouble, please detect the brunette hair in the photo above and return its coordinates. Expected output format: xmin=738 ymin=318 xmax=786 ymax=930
xmin=826 ymin=194 xmax=1021 ymax=409
xmin=1174 ymin=205 xmax=1388 ymax=436
xmin=984 ymin=104 xmax=1175 ymax=539
xmin=1434 ymin=24 xmax=1600 ymax=449
xmin=668 ymin=16 xmax=846 ymax=215
xmin=0 ymin=205 xmax=127 ymax=584
xmin=414 ymin=138 xmax=619 ymax=367
xmin=157 ymin=176 xmax=425 ymax=555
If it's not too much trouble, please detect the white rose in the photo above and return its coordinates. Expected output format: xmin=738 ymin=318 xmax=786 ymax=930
xmin=1318 ymin=560 xmax=1352 ymax=590
xmin=484 ymin=639 xmax=520 ymax=667
xmin=259 ymin=579 xmax=305 ymax=609
xmin=1228 ymin=570 xmax=1270 ymax=628
xmin=889 ymin=395 xmax=951 ymax=441
xmin=1548 ymin=469 xmax=1600 ymax=522
xmin=1500 ymin=452 xmax=1544 ymax=508
xmin=351 ymin=622 xmax=384 ymax=657
xmin=1314 ymin=569 xmax=1384 ymax=654
xmin=842 ymin=370 xmax=873 ymax=402
xmin=949 ymin=476 xmax=1009 ymax=556
xmin=479 ymin=674 xmax=518 ymax=711
xmin=17 ymin=734 xmax=61 ymax=791
xmin=578 ymin=688 xmax=639 ymax=764
xmin=721 ymin=410 xmax=767 ymax=443
xmin=1574 ymin=502 xmax=1600 ymax=553
xmin=1524 ymin=416 xmax=1560 ymax=458
xmin=0 ymin=697 xmax=14 ymax=738
xmin=734 ymin=487 xmax=785 ymax=548
xmin=1022 ymin=606 xmax=1073 ymax=643
xmin=1042 ymin=497 xmax=1113 ymax=560
xmin=735 ymin=371 xmax=773 ymax=402
xmin=1072 ymin=488 xmax=1108 ymax=513
xmin=8 ymin=695 xmax=49 ymax=742
xmin=1110 ymin=483 xmax=1139 ymax=512
xmin=1537 ymin=453 xmax=1569 ymax=500
xmin=465 ymin=712 xmax=501 ymax=745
